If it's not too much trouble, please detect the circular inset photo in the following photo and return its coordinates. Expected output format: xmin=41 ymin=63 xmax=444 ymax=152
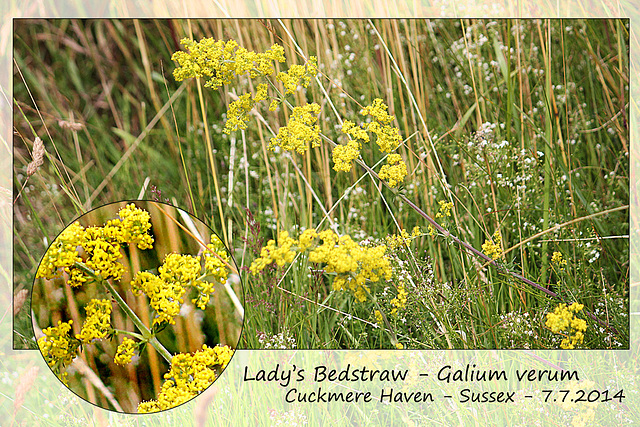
xmin=31 ymin=201 xmax=244 ymax=413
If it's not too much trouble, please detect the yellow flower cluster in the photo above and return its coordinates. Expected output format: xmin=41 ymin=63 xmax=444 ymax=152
xmin=545 ymin=302 xmax=587 ymax=349
xmin=390 ymin=283 xmax=408 ymax=316
xmin=361 ymin=99 xmax=403 ymax=154
xmin=427 ymin=200 xmax=455 ymax=236
xmin=131 ymin=247 xmax=228 ymax=324
xmin=374 ymin=309 xmax=384 ymax=325
xmin=333 ymin=120 xmax=370 ymax=172
xmin=333 ymin=99 xmax=406 ymax=187
xmin=224 ymin=93 xmax=254 ymax=134
xmin=172 ymin=37 xmax=285 ymax=90
xmin=115 ymin=203 xmax=155 ymax=250
xmin=298 ymin=228 xmax=318 ymax=251
xmin=194 ymin=235 xmax=231 ymax=309
xmin=36 ymin=222 xmax=86 ymax=281
xmin=36 ymin=204 xmax=154 ymax=287
xmin=334 ymin=120 xmax=365 ymax=172
xmin=83 ymin=228 xmax=125 ymax=282
xmin=385 ymin=226 xmax=421 ymax=251
xmin=482 ymin=229 xmax=503 ymax=260
xmin=249 ymin=231 xmax=298 ymax=274
xmin=435 ymin=200 xmax=454 ymax=218
xmin=137 ymin=344 xmax=234 ymax=413
xmin=378 ymin=154 xmax=408 ymax=188
xmin=76 ymin=299 xmax=112 ymax=344
xmin=160 ymin=253 xmax=202 ymax=286
xmin=332 ymin=139 xmax=362 ymax=172
xmin=551 ymin=251 xmax=567 ymax=269
xmin=311 ymin=231 xmax=392 ymax=302
xmin=173 ymin=38 xmax=320 ymax=135
xmin=269 ymin=103 xmax=322 ymax=154
xmin=276 ymin=56 xmax=318 ymax=94
xmin=114 ymin=337 xmax=137 ymax=366
xmin=38 ymin=320 xmax=80 ymax=384
xmin=132 ymin=271 xmax=182 ymax=326
xmin=223 ymin=84 xmax=269 ymax=134
xmin=250 ymin=229 xmax=392 ymax=303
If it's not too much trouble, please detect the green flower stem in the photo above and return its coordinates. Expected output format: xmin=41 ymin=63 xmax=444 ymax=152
xmin=73 ymin=262 xmax=173 ymax=363
xmin=112 ymin=329 xmax=145 ymax=340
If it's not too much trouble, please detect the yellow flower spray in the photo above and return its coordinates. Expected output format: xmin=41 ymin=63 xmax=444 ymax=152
xmin=545 ymin=302 xmax=588 ymax=349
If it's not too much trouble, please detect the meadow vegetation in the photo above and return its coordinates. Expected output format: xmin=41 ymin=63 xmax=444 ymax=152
xmin=13 ymin=19 xmax=629 ymax=351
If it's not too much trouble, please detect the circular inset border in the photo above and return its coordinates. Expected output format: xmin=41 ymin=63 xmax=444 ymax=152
xmin=31 ymin=200 xmax=244 ymax=413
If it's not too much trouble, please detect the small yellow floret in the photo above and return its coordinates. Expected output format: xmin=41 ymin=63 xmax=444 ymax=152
xmin=482 ymin=230 xmax=503 ymax=260
xmin=77 ymin=299 xmax=112 ymax=343
xmin=114 ymin=337 xmax=137 ymax=365
xmin=545 ymin=302 xmax=587 ymax=349
xmin=137 ymin=345 xmax=234 ymax=413
xmin=378 ymin=153 xmax=407 ymax=187
xmin=269 ymin=103 xmax=321 ymax=154
xmin=276 ymin=56 xmax=318 ymax=94
xmin=332 ymin=140 xmax=362 ymax=172
xmin=435 ymin=200 xmax=454 ymax=218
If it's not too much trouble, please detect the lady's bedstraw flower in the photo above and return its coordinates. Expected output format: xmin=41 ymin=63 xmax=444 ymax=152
xmin=378 ymin=154 xmax=407 ymax=188
xmin=545 ymin=302 xmax=587 ymax=349
xmin=224 ymin=93 xmax=255 ymax=134
xmin=159 ymin=253 xmax=202 ymax=286
xmin=426 ymin=201 xmax=454 ymax=237
xmin=38 ymin=320 xmax=80 ymax=384
xmin=332 ymin=119 xmax=367 ymax=172
xmin=360 ymin=99 xmax=402 ymax=153
xmin=332 ymin=140 xmax=362 ymax=172
xmin=435 ymin=201 xmax=454 ymax=218
xmin=482 ymin=229 xmax=503 ymax=260
xmin=137 ymin=345 xmax=234 ymax=413
xmin=385 ymin=227 xmax=421 ymax=251
xmin=76 ymin=299 xmax=112 ymax=344
xmin=83 ymin=228 xmax=125 ymax=281
xmin=173 ymin=39 xmax=319 ymax=135
xmin=131 ymin=271 xmax=185 ymax=326
xmin=551 ymin=251 xmax=567 ymax=269
xmin=223 ymin=84 xmax=269 ymax=134
xmin=374 ymin=309 xmax=384 ymax=325
xmin=249 ymin=231 xmax=298 ymax=274
xmin=37 ymin=204 xmax=155 ymax=289
xmin=203 ymin=235 xmax=230 ymax=282
xmin=172 ymin=38 xmax=285 ymax=89
xmin=131 ymin=251 xmax=221 ymax=325
xmin=269 ymin=103 xmax=321 ymax=154
xmin=251 ymin=229 xmax=392 ymax=303
xmin=193 ymin=235 xmax=231 ymax=309
xmin=116 ymin=203 xmax=154 ymax=250
xmin=114 ymin=337 xmax=137 ymax=366
xmin=334 ymin=99 xmax=406 ymax=186
xmin=36 ymin=222 xmax=86 ymax=281
xmin=298 ymin=229 xmax=318 ymax=251
xmin=390 ymin=283 xmax=408 ymax=315
xmin=276 ymin=56 xmax=318 ymax=94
